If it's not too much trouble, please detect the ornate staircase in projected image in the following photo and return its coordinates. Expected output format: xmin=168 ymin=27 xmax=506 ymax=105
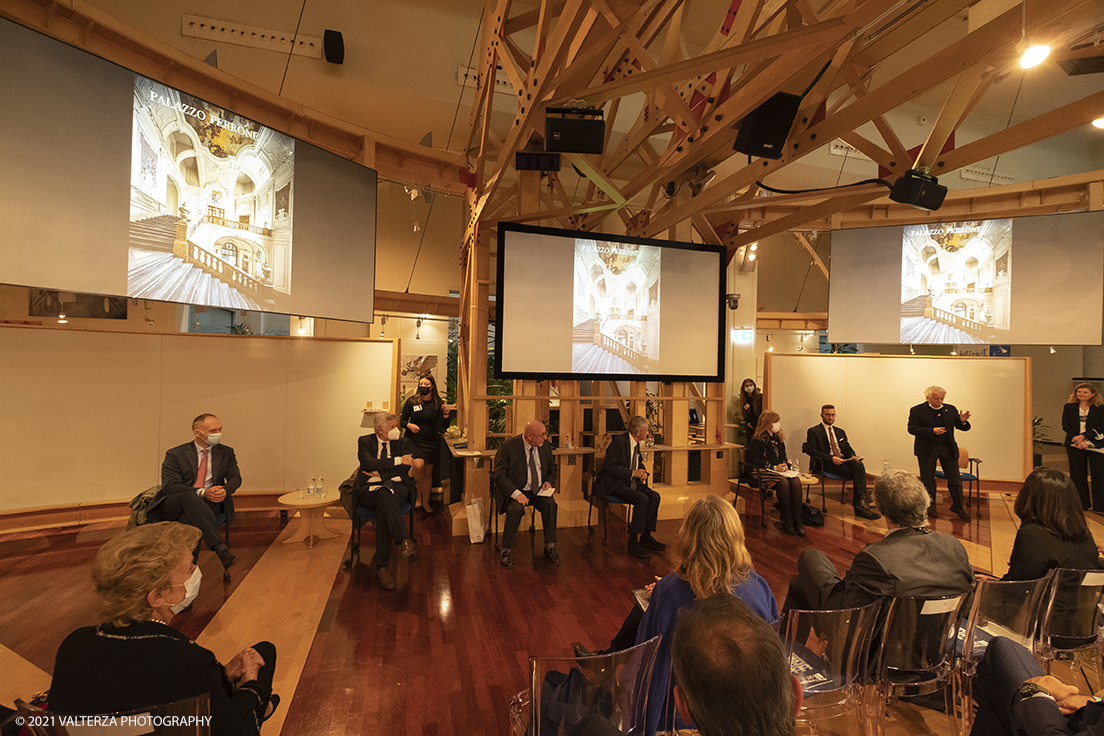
xmin=571 ymin=319 xmax=642 ymax=374
xmin=899 ymin=295 xmax=986 ymax=344
xmin=127 ymin=214 xmax=262 ymax=311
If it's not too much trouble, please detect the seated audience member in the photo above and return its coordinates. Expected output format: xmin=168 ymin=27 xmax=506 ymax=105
xmin=747 ymin=411 xmax=805 ymax=536
xmin=150 ymin=413 xmax=240 ymax=572
xmin=595 ymin=415 xmax=666 ymax=559
xmin=633 ymin=495 xmax=777 ymax=736
xmin=49 ymin=523 xmax=278 ymax=735
xmin=492 ymin=420 xmax=560 ymax=569
xmin=802 ymin=404 xmax=880 ymax=520
xmin=1005 ymin=468 xmax=1103 ymax=580
xmin=355 ymin=411 xmax=421 ymax=590
xmin=784 ymin=470 xmax=975 ymax=611
xmin=971 ymin=636 xmax=1103 ymax=736
xmin=672 ymin=595 xmax=802 ymax=736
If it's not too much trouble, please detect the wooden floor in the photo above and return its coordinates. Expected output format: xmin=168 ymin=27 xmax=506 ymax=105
xmin=3 ymin=459 xmax=1099 ymax=735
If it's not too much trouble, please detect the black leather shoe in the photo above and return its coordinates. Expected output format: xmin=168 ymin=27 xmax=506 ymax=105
xmin=399 ymin=539 xmax=417 ymax=559
xmin=794 ymin=522 xmax=806 ymax=537
xmin=781 ymin=519 xmax=799 ymax=536
xmin=572 ymin=642 xmax=594 ymax=659
xmin=376 ymin=567 xmax=396 ymax=590
xmin=950 ymin=505 xmax=971 ymax=522
xmin=854 ymin=506 xmax=882 ymax=520
xmin=500 ymin=549 xmax=514 ymax=569
xmin=215 ymin=545 xmax=237 ymax=569
xmin=628 ymin=539 xmax=649 ymax=558
xmin=545 ymin=547 xmax=562 ymax=565
xmin=640 ymin=535 xmax=667 ymax=551
xmin=261 ymin=694 xmax=281 ymax=723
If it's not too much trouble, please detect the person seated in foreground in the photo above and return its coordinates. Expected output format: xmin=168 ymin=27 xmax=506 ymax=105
xmin=49 ymin=523 xmax=278 ymax=734
xmin=576 ymin=495 xmax=778 ymax=736
xmin=672 ymin=594 xmax=802 ymax=736
xmin=784 ymin=470 xmax=975 ymax=611
xmin=1004 ymin=467 xmax=1103 ymax=580
xmin=150 ymin=413 xmax=240 ymax=571
xmin=801 ymin=404 xmax=880 ymax=520
xmin=492 ymin=420 xmax=560 ymax=569
xmin=971 ymin=636 xmax=1104 ymax=736
xmin=355 ymin=411 xmax=421 ymax=590
xmin=594 ymin=415 xmax=666 ymax=559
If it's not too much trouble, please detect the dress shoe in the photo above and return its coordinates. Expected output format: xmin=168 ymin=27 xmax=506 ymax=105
xmin=640 ymin=535 xmax=667 ymax=551
xmin=545 ymin=547 xmax=562 ymax=565
xmin=572 ymin=642 xmax=595 ymax=659
xmin=376 ymin=567 xmax=396 ymax=590
xmin=261 ymin=694 xmax=281 ymax=723
xmin=794 ymin=522 xmax=806 ymax=537
xmin=215 ymin=544 xmax=237 ymax=570
xmin=927 ymin=504 xmax=938 ymax=518
xmin=399 ymin=539 xmax=417 ymax=559
xmin=500 ymin=549 xmax=514 ymax=569
xmin=628 ymin=539 xmax=649 ymax=558
xmin=854 ymin=506 xmax=882 ymax=520
xmin=781 ymin=519 xmax=799 ymax=537
xmin=950 ymin=505 xmax=971 ymax=522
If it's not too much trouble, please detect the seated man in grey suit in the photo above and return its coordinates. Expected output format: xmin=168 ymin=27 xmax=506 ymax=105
xmin=971 ymin=636 xmax=1104 ymax=736
xmin=596 ymin=415 xmax=666 ymax=558
xmin=150 ymin=413 xmax=240 ymax=571
xmin=672 ymin=594 xmax=802 ymax=736
xmin=784 ymin=470 xmax=975 ymax=611
xmin=492 ymin=420 xmax=559 ymax=569
xmin=802 ymin=404 xmax=880 ymax=520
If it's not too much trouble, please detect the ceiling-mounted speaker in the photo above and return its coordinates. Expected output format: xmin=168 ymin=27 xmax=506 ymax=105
xmin=323 ymin=30 xmax=344 ymax=65
xmin=733 ymin=92 xmax=801 ymax=160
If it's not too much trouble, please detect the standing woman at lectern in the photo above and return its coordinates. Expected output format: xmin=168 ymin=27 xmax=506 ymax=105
xmin=1062 ymin=382 xmax=1104 ymax=511
xmin=401 ymin=375 xmax=450 ymax=516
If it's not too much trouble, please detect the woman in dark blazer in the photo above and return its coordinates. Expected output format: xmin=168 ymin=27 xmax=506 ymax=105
xmin=1062 ymin=382 xmax=1104 ymax=511
xmin=739 ymin=377 xmax=763 ymax=441
xmin=746 ymin=411 xmax=804 ymax=537
xmin=1004 ymin=468 xmax=1102 ymax=580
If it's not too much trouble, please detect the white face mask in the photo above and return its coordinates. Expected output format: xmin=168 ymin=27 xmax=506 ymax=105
xmin=387 ymin=427 xmax=401 ymax=441
xmin=744 ymin=385 xmax=754 ymax=394
xmin=205 ymin=432 xmax=222 ymax=446
xmin=771 ymin=422 xmax=781 ymax=433
xmin=170 ymin=565 xmax=202 ymax=615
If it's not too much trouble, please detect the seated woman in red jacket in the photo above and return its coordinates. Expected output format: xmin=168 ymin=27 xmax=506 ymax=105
xmin=49 ymin=522 xmax=278 ymax=735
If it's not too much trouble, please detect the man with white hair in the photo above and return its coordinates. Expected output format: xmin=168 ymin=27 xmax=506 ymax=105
xmin=908 ymin=385 xmax=972 ymax=521
xmin=595 ymin=415 xmax=666 ymax=558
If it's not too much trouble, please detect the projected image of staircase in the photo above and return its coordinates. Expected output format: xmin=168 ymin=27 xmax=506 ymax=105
xmin=571 ymin=318 xmax=644 ymax=374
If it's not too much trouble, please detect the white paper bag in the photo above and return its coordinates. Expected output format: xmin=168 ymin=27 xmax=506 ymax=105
xmin=467 ymin=495 xmax=487 ymax=543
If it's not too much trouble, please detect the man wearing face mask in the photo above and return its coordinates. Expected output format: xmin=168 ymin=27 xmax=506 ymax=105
xmin=151 ymin=413 xmax=240 ymax=572
xmin=354 ymin=412 xmax=422 ymax=590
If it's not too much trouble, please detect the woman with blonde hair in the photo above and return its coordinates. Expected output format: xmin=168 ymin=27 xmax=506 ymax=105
xmin=1063 ymin=382 xmax=1104 ymax=510
xmin=49 ymin=522 xmax=278 ymax=735
xmin=747 ymin=410 xmax=805 ymax=536
xmin=634 ymin=495 xmax=777 ymax=736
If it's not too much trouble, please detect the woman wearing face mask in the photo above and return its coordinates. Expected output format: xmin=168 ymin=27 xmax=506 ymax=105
xmin=400 ymin=375 xmax=451 ymax=516
xmin=739 ymin=378 xmax=763 ymax=441
xmin=747 ymin=411 xmax=805 ymax=536
xmin=49 ymin=523 xmax=279 ymax=734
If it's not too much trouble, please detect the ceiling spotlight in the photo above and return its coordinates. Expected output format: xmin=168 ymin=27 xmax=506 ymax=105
xmin=1093 ymin=118 xmax=1104 ymax=130
xmin=57 ymin=312 xmax=68 ymax=324
xmin=1017 ymin=1 xmax=1050 ymax=69
xmin=767 ymin=346 xmax=774 ymax=353
xmin=750 ymin=243 xmax=758 ymax=252
xmin=748 ymin=252 xmax=757 ymax=261
xmin=797 ymin=346 xmax=803 ymax=352
xmin=950 ymin=348 xmax=958 ymax=356
xmin=416 ymin=318 xmax=422 ymax=340
xmin=1050 ymin=346 xmax=1056 ymax=354
xmin=909 ymin=344 xmax=915 ymax=355
xmin=380 ymin=315 xmax=387 ymax=338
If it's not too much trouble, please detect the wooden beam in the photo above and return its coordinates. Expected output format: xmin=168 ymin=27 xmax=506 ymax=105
xmin=793 ymin=232 xmax=829 ymax=281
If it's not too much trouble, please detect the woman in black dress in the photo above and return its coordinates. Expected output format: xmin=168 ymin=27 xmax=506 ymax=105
xmin=746 ymin=410 xmax=804 ymax=537
xmin=1062 ymin=382 xmax=1104 ymax=511
xmin=739 ymin=377 xmax=763 ymax=441
xmin=1004 ymin=467 xmax=1102 ymax=580
xmin=49 ymin=522 xmax=278 ymax=734
xmin=401 ymin=375 xmax=450 ymax=515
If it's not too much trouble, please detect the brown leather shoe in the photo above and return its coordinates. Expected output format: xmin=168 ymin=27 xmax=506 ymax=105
xmin=376 ymin=567 xmax=396 ymax=590
xmin=399 ymin=539 xmax=417 ymax=559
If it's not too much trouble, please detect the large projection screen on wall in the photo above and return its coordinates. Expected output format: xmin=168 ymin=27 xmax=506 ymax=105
xmin=765 ymin=352 xmax=1030 ymax=481
xmin=828 ymin=210 xmax=1104 ymax=345
xmin=496 ymin=222 xmax=726 ymax=381
xmin=0 ymin=18 xmax=376 ymax=323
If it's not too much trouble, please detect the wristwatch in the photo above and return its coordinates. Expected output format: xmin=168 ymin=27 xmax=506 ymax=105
xmin=1015 ymin=682 xmax=1052 ymax=705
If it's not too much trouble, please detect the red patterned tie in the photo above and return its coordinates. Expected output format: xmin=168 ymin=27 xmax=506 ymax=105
xmin=195 ymin=448 xmax=208 ymax=489
xmin=828 ymin=428 xmax=841 ymax=458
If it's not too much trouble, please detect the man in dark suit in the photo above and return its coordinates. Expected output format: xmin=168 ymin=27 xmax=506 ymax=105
xmin=492 ymin=420 xmax=559 ymax=569
xmin=908 ymin=385 xmax=972 ymax=521
xmin=802 ymin=404 xmax=880 ymax=521
xmin=596 ymin=415 xmax=666 ymax=558
xmin=784 ymin=470 xmax=975 ymax=611
xmin=355 ymin=411 xmax=420 ymax=590
xmin=151 ymin=413 xmax=240 ymax=570
xmin=971 ymin=636 xmax=1103 ymax=736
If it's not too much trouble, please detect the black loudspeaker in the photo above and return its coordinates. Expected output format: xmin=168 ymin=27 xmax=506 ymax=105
xmin=733 ymin=92 xmax=801 ymax=159
xmin=545 ymin=117 xmax=604 ymax=154
xmin=889 ymin=170 xmax=947 ymax=211
xmin=323 ymin=30 xmax=344 ymax=65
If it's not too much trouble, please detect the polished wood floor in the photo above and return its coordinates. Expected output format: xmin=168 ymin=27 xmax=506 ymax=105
xmin=2 ymin=462 xmax=1094 ymax=735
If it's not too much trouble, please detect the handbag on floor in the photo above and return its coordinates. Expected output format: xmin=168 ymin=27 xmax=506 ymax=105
xmin=467 ymin=495 xmax=486 ymax=543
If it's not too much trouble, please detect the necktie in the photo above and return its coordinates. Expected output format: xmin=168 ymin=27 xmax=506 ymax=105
xmin=631 ymin=445 xmax=639 ymax=490
xmin=528 ymin=446 xmax=539 ymax=491
xmin=379 ymin=441 xmax=390 ymax=460
xmin=828 ymin=428 xmax=841 ymax=457
xmin=195 ymin=448 xmax=208 ymax=489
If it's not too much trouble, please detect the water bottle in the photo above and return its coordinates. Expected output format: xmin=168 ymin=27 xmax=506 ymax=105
xmin=308 ymin=474 xmax=317 ymax=498
xmin=317 ymin=472 xmax=325 ymax=497
xmin=883 ymin=458 xmax=890 ymax=474
xmin=790 ymin=458 xmax=800 ymax=475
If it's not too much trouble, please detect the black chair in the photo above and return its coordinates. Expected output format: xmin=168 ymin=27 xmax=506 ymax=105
xmin=807 ymin=456 xmax=853 ymax=512
xmin=584 ymin=435 xmax=634 ymax=546
xmin=935 ymin=447 xmax=982 ymax=517
xmin=490 ymin=488 xmax=536 ymax=550
xmin=343 ymin=488 xmax=415 ymax=569
xmin=732 ymin=459 xmax=777 ymax=528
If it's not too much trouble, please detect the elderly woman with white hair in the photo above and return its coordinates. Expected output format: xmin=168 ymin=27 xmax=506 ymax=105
xmin=49 ymin=522 xmax=278 ymax=734
xmin=783 ymin=470 xmax=975 ymax=611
